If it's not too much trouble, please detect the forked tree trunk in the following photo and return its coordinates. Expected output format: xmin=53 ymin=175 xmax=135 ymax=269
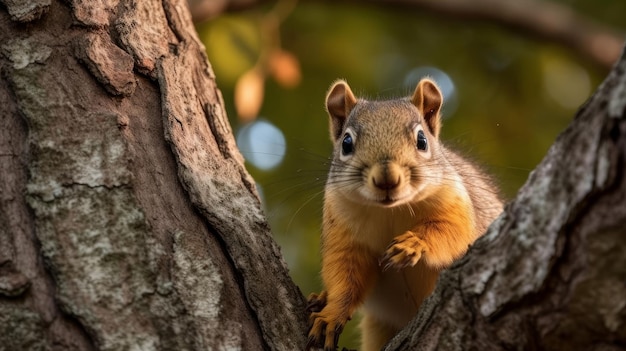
xmin=1 ymin=1 xmax=625 ymax=351
xmin=0 ymin=1 xmax=306 ymax=350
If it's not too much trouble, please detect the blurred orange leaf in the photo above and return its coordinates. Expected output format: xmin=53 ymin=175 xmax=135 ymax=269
xmin=235 ymin=68 xmax=265 ymax=122
xmin=268 ymin=49 xmax=301 ymax=88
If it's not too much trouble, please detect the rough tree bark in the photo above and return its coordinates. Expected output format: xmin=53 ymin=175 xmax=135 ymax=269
xmin=0 ymin=0 xmax=307 ymax=350
xmin=387 ymin=50 xmax=626 ymax=350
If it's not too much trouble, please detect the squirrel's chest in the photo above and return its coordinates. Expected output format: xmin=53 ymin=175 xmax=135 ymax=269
xmin=345 ymin=205 xmax=423 ymax=254
xmin=363 ymin=262 xmax=439 ymax=328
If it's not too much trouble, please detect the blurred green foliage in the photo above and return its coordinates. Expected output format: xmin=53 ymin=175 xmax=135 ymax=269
xmin=197 ymin=1 xmax=624 ymax=348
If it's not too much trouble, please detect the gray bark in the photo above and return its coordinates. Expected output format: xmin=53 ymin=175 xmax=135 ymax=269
xmin=0 ymin=1 xmax=307 ymax=350
xmin=387 ymin=48 xmax=626 ymax=350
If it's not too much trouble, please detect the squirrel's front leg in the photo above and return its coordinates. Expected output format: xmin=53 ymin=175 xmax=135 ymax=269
xmin=381 ymin=208 xmax=475 ymax=270
xmin=307 ymin=241 xmax=378 ymax=351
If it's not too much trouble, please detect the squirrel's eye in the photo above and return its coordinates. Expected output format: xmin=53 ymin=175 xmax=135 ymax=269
xmin=417 ymin=130 xmax=428 ymax=151
xmin=342 ymin=133 xmax=354 ymax=155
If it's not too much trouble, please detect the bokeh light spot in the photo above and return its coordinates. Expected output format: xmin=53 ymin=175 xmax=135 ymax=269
xmin=236 ymin=119 xmax=286 ymax=171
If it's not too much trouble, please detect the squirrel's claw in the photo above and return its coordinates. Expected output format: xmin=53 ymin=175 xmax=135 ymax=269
xmin=380 ymin=232 xmax=426 ymax=271
xmin=307 ymin=308 xmax=346 ymax=351
xmin=306 ymin=291 xmax=328 ymax=313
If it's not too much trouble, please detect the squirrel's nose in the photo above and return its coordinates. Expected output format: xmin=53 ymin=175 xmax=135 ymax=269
xmin=370 ymin=161 xmax=403 ymax=191
xmin=373 ymin=175 xmax=400 ymax=190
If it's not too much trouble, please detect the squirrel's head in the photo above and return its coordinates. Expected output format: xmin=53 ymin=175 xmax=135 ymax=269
xmin=325 ymin=78 xmax=445 ymax=207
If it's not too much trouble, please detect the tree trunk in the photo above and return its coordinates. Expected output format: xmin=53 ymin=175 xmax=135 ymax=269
xmin=0 ymin=1 xmax=307 ymax=350
xmin=387 ymin=48 xmax=626 ymax=350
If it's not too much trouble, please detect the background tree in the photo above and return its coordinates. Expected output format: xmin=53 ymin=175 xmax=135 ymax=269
xmin=190 ymin=0 xmax=625 ymax=70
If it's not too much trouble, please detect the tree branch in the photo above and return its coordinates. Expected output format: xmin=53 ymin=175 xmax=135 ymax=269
xmin=187 ymin=0 xmax=264 ymax=21
xmin=362 ymin=0 xmax=624 ymax=71
xmin=190 ymin=0 xmax=625 ymax=70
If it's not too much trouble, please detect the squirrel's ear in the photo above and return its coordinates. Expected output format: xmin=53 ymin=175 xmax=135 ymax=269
xmin=411 ymin=78 xmax=443 ymax=138
xmin=326 ymin=80 xmax=357 ymax=141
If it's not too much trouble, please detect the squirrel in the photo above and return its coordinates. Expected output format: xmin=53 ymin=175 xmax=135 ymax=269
xmin=306 ymin=78 xmax=503 ymax=351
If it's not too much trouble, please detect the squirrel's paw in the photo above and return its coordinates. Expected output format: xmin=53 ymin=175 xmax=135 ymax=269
xmin=306 ymin=291 xmax=328 ymax=313
xmin=380 ymin=231 xmax=427 ymax=271
xmin=307 ymin=308 xmax=347 ymax=351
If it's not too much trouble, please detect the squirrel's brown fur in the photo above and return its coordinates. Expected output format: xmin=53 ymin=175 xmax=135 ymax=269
xmin=307 ymin=79 xmax=503 ymax=351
